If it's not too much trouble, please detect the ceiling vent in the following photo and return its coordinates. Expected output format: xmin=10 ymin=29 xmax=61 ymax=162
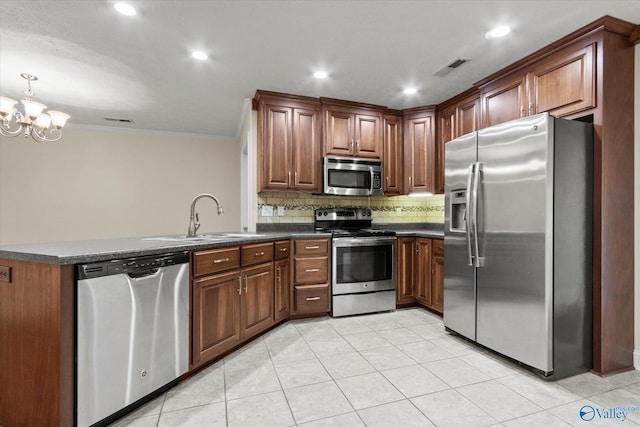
xmin=433 ymin=58 xmax=469 ymax=77
xmin=104 ymin=117 xmax=134 ymax=123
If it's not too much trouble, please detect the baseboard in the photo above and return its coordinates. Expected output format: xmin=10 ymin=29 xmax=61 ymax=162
xmin=634 ymin=349 xmax=640 ymax=370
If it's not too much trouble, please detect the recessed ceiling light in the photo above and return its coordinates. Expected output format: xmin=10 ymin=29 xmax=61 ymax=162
xmin=192 ymin=51 xmax=209 ymax=61
xmin=114 ymin=2 xmax=136 ymax=16
xmin=485 ymin=25 xmax=511 ymax=39
xmin=403 ymin=87 xmax=417 ymax=95
xmin=313 ymin=71 xmax=328 ymax=79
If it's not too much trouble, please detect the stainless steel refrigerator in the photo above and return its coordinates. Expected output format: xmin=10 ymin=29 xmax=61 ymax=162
xmin=444 ymin=112 xmax=593 ymax=379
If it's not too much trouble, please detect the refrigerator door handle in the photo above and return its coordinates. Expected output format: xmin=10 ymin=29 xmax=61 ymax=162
xmin=465 ymin=163 xmax=475 ymax=266
xmin=472 ymin=162 xmax=484 ymax=267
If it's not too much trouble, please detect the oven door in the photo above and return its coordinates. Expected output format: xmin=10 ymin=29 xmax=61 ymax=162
xmin=332 ymin=236 xmax=396 ymax=294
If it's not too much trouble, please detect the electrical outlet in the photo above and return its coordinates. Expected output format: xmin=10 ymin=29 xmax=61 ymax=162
xmin=277 ymin=206 xmax=285 ymax=216
xmin=261 ymin=205 xmax=274 ymax=217
xmin=396 ymin=208 xmax=402 ymax=216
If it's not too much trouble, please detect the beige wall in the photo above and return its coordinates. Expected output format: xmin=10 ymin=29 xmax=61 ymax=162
xmin=0 ymin=126 xmax=241 ymax=245
xmin=635 ymin=43 xmax=640 ymax=367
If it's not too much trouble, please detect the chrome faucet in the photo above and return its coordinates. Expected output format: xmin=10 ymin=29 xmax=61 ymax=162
xmin=187 ymin=193 xmax=224 ymax=237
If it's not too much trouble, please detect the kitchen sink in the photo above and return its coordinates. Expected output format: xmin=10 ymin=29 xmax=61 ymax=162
xmin=143 ymin=233 xmax=265 ymax=243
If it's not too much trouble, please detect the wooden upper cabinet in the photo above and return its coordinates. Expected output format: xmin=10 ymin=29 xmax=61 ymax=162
xmin=480 ymin=41 xmax=596 ymax=128
xmin=529 ymin=42 xmax=596 ymax=117
xmin=457 ymin=95 xmax=480 ymax=137
xmin=436 ymin=107 xmax=456 ymax=194
xmin=403 ymin=107 xmax=436 ymax=194
xmin=481 ymin=73 xmax=527 ymax=128
xmin=383 ymin=112 xmax=403 ymax=195
xmin=255 ymin=91 xmax=321 ymax=192
xmin=322 ymin=99 xmax=383 ymax=159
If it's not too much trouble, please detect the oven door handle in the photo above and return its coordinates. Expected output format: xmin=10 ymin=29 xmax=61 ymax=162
xmin=332 ymin=237 xmax=397 ymax=247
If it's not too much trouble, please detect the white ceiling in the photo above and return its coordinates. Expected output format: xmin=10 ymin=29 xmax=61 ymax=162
xmin=1 ymin=0 xmax=638 ymax=140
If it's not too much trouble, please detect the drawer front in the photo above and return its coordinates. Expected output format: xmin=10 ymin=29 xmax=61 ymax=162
xmin=193 ymin=247 xmax=241 ymax=277
xmin=294 ymin=239 xmax=329 ymax=257
xmin=294 ymin=257 xmax=328 ymax=284
xmin=241 ymin=242 xmax=274 ymax=267
xmin=295 ymin=284 xmax=330 ymax=314
xmin=274 ymin=240 xmax=291 ymax=260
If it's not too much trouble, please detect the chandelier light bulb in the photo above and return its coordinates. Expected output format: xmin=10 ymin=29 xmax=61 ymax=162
xmin=48 ymin=111 xmax=71 ymax=128
xmin=0 ymin=97 xmax=18 ymax=118
xmin=22 ymin=100 xmax=47 ymax=120
xmin=114 ymin=2 xmax=136 ymax=16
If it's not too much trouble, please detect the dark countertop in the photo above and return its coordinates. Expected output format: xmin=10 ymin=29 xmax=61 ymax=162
xmin=0 ymin=227 xmax=443 ymax=265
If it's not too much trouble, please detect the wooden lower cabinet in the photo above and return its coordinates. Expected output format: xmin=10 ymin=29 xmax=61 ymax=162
xmin=396 ymin=237 xmax=416 ymax=304
xmin=192 ymin=270 xmax=241 ymax=367
xmin=431 ymin=239 xmax=444 ymax=313
xmin=292 ymin=238 xmax=331 ymax=316
xmin=191 ymin=243 xmax=275 ymax=368
xmin=274 ymin=257 xmax=290 ymax=321
xmin=395 ymin=237 xmax=443 ymax=314
xmin=414 ymin=238 xmax=432 ymax=306
xmin=240 ymin=263 xmax=274 ymax=339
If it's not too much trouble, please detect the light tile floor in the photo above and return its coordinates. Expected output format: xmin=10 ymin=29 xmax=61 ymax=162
xmin=111 ymin=308 xmax=640 ymax=427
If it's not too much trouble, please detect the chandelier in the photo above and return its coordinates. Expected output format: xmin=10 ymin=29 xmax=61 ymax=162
xmin=0 ymin=73 xmax=70 ymax=142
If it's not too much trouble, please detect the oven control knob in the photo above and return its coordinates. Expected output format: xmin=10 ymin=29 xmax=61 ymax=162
xmin=324 ymin=212 xmax=328 ymax=216
xmin=363 ymin=283 xmax=368 ymax=288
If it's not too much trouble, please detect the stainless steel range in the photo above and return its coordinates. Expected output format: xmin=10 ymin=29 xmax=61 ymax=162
xmin=315 ymin=208 xmax=396 ymax=317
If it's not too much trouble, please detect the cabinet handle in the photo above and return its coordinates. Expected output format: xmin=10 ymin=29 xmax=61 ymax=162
xmin=305 ymin=268 xmax=320 ymax=273
xmin=306 ymin=296 xmax=321 ymax=301
xmin=416 ymin=246 xmax=419 ymax=254
xmin=294 ymin=171 xmax=297 ymax=184
xmin=288 ymin=171 xmax=292 ymax=186
xmin=355 ymin=139 xmax=359 ymax=152
xmin=279 ymin=248 xmax=288 ymax=252
xmin=276 ymin=266 xmax=281 ymax=282
xmin=213 ymin=258 xmax=230 ymax=264
xmin=386 ymin=176 xmax=389 ymax=186
xmin=237 ymin=276 xmax=242 ymax=295
xmin=255 ymin=251 xmax=265 ymax=256
xmin=520 ymin=106 xmax=525 ymax=118
xmin=409 ymin=176 xmax=412 ymax=188
xmin=528 ymin=103 xmax=533 ymax=115
xmin=243 ymin=275 xmax=248 ymax=293
xmin=305 ymin=245 xmax=320 ymax=250
xmin=351 ymin=140 xmax=354 ymax=152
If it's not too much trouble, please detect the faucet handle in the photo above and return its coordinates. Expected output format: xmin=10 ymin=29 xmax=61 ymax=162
xmin=194 ymin=212 xmax=201 ymax=233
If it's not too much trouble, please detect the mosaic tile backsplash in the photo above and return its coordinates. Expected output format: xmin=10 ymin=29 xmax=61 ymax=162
xmin=257 ymin=192 xmax=445 ymax=224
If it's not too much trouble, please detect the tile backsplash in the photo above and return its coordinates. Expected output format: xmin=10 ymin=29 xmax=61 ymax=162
xmin=257 ymin=192 xmax=444 ymax=224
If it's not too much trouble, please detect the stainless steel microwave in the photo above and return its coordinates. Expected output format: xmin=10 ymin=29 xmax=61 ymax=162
xmin=322 ymin=156 xmax=384 ymax=196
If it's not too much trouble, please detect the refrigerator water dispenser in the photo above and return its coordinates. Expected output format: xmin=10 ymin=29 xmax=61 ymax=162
xmin=450 ymin=190 xmax=467 ymax=231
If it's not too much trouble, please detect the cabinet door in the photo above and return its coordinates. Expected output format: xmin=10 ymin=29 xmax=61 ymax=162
xmin=437 ymin=107 xmax=456 ymax=195
xmin=354 ymin=112 xmax=382 ymax=159
xmin=529 ymin=43 xmax=595 ymax=117
xmin=293 ymin=106 xmax=322 ymax=191
xmin=481 ymin=74 xmax=527 ymax=128
xmin=414 ymin=238 xmax=432 ymax=306
xmin=262 ymin=104 xmax=293 ymax=190
xmin=240 ymin=263 xmax=274 ymax=339
xmin=457 ymin=96 xmax=480 ymax=138
xmin=404 ymin=110 xmax=435 ymax=194
xmin=396 ymin=237 xmax=416 ymax=304
xmin=324 ymin=107 xmax=354 ymax=157
xmin=274 ymin=258 xmax=290 ymax=322
xmin=431 ymin=239 xmax=444 ymax=313
xmin=192 ymin=271 xmax=241 ymax=367
xmin=383 ymin=114 xmax=403 ymax=195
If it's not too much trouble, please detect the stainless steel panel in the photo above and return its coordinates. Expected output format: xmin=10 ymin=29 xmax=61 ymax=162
xmin=77 ymin=262 xmax=189 ymax=427
xmin=475 ymin=113 xmax=553 ymax=372
xmin=444 ymin=131 xmax=478 ymax=340
xmin=332 ymin=290 xmax=396 ymax=317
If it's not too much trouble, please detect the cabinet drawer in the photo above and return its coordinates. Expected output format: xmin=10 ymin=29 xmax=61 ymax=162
xmin=193 ymin=247 xmax=240 ymax=277
xmin=241 ymin=242 xmax=274 ymax=267
xmin=295 ymin=284 xmax=330 ymax=314
xmin=294 ymin=239 xmax=329 ymax=256
xmin=294 ymin=257 xmax=328 ymax=284
xmin=432 ymin=239 xmax=444 ymax=257
xmin=274 ymin=240 xmax=291 ymax=260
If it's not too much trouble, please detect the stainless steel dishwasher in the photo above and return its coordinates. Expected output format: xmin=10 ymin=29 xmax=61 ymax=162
xmin=76 ymin=251 xmax=189 ymax=427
